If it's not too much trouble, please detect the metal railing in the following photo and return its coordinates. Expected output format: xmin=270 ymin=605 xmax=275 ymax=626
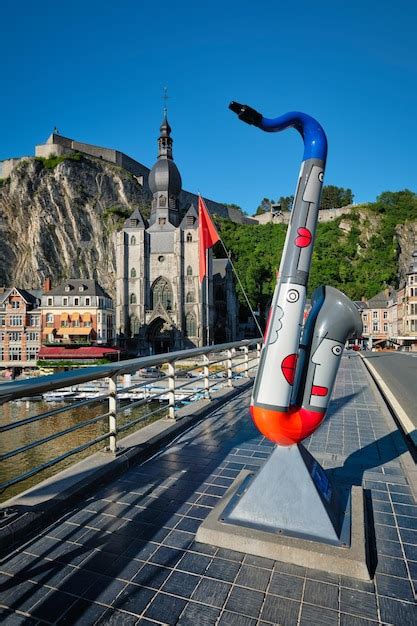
xmin=0 ymin=339 xmax=262 ymax=496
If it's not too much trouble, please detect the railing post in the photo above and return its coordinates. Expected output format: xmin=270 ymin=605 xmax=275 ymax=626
xmin=227 ymin=349 xmax=233 ymax=387
xmin=203 ymin=354 xmax=210 ymax=399
xmin=108 ymin=375 xmax=117 ymax=454
xmin=168 ymin=361 xmax=176 ymax=420
xmin=256 ymin=342 xmax=262 ymax=367
xmin=244 ymin=345 xmax=249 ymax=377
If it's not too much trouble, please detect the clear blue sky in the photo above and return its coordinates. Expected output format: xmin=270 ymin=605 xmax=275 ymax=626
xmin=1 ymin=0 xmax=416 ymax=215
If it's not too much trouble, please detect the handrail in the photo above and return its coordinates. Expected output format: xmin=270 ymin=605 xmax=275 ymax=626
xmin=0 ymin=339 xmax=262 ymax=498
xmin=0 ymin=338 xmax=259 ymax=404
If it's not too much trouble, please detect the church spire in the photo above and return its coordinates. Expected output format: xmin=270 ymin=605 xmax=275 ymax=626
xmin=158 ymin=109 xmax=173 ymax=159
xmin=148 ymin=92 xmax=182 ymax=226
xmin=158 ymin=87 xmax=173 ymax=159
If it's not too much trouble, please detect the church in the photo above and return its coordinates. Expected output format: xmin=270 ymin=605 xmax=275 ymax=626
xmin=115 ymin=112 xmax=238 ymax=355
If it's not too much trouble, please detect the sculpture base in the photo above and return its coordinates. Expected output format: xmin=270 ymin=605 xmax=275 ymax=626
xmin=196 ymin=446 xmax=372 ymax=580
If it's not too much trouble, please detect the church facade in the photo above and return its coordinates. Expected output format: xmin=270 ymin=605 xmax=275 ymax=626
xmin=115 ymin=113 xmax=238 ymax=355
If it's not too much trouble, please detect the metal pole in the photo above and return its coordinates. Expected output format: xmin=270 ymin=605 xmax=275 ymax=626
xmin=168 ymin=361 xmax=176 ymax=420
xmin=206 ymin=248 xmax=209 ymax=346
xmin=203 ymin=354 xmax=210 ymax=399
xmin=256 ymin=342 xmax=261 ymax=367
xmin=244 ymin=345 xmax=249 ymax=378
xmin=227 ymin=349 xmax=233 ymax=387
xmin=108 ymin=375 xmax=117 ymax=453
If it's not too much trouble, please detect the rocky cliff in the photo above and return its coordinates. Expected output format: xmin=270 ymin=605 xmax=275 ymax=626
xmin=0 ymin=154 xmax=151 ymax=297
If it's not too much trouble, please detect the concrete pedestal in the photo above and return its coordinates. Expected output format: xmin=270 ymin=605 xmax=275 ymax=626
xmin=196 ymin=445 xmax=372 ymax=580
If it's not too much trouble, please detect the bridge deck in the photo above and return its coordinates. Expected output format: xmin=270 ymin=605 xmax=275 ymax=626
xmin=1 ymin=355 xmax=416 ymax=625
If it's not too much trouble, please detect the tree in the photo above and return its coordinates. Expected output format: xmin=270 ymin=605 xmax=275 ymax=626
xmin=276 ymin=195 xmax=294 ymax=212
xmin=320 ymin=186 xmax=354 ymax=210
xmin=255 ymin=198 xmax=273 ymax=215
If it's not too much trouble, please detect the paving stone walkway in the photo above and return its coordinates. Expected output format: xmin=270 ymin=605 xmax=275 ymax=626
xmin=0 ymin=355 xmax=416 ymax=625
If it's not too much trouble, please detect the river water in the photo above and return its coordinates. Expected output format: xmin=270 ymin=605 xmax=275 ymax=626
xmin=0 ymin=397 xmax=165 ymax=504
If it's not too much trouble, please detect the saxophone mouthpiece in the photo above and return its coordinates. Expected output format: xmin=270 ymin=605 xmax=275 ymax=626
xmin=229 ymin=101 xmax=263 ymax=126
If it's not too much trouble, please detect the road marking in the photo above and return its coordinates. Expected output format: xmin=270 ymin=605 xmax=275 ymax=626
xmin=361 ymin=357 xmax=416 ymax=447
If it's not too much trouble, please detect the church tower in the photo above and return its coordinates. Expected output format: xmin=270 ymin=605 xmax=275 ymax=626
xmin=148 ymin=110 xmax=182 ymax=226
xmin=115 ymin=109 xmax=238 ymax=355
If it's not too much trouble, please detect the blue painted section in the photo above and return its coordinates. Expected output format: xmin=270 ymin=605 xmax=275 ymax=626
xmin=259 ymin=112 xmax=327 ymax=163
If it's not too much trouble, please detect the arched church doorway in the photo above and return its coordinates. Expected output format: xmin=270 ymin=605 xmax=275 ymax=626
xmin=147 ymin=317 xmax=173 ymax=354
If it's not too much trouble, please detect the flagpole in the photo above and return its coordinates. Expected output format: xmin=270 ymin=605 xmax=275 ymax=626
xmin=206 ymin=247 xmax=209 ymax=345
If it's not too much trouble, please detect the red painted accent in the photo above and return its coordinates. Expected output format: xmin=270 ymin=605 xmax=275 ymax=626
xmin=250 ymin=404 xmax=326 ymax=446
xmin=281 ymin=354 xmax=297 ymax=385
xmin=311 ymin=385 xmax=328 ymax=396
xmin=295 ymin=227 xmax=312 ymax=248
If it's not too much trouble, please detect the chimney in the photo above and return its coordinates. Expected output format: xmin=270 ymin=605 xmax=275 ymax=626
xmin=43 ymin=277 xmax=52 ymax=292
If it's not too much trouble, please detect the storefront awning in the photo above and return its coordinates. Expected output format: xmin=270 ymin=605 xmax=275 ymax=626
xmin=82 ymin=313 xmax=92 ymax=322
xmin=70 ymin=312 xmax=80 ymax=321
xmin=56 ymin=326 xmax=92 ymax=335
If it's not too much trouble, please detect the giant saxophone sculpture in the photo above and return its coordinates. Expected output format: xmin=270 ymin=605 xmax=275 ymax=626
xmin=229 ymin=102 xmax=362 ymax=446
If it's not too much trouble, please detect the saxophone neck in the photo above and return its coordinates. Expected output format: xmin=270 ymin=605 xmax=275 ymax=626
xmin=229 ymin=102 xmax=327 ymax=163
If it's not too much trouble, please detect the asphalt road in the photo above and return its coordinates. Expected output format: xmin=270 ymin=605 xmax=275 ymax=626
xmin=362 ymin=351 xmax=417 ymax=428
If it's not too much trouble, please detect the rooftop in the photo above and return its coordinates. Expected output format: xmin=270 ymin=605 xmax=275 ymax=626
xmin=46 ymin=280 xmax=112 ymax=300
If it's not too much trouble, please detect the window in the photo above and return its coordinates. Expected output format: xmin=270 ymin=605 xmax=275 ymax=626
xmin=27 ymin=332 xmax=39 ymax=341
xmin=10 ymin=346 xmax=21 ymax=361
xmin=47 ymin=297 xmax=53 ymax=306
xmin=363 ymin=325 xmax=368 ymax=333
xmin=186 ymin=216 xmax=195 ymax=227
xmin=383 ymin=311 xmax=387 ymax=319
xmin=78 ymin=285 xmax=85 ymax=292
xmin=64 ymin=285 xmax=71 ymax=292
xmin=130 ymin=293 xmax=137 ymax=304
xmin=29 ymin=316 xmax=39 ymax=327
xmin=158 ymin=217 xmax=166 ymax=225
xmin=130 ymin=235 xmax=136 ymax=245
xmin=151 ymin=277 xmax=173 ymax=310
xmin=46 ymin=313 xmax=53 ymax=325
xmin=185 ymin=313 xmax=196 ymax=337
xmin=63 ymin=297 xmax=68 ymax=306
xmin=383 ymin=323 xmax=388 ymax=332
xmin=10 ymin=315 xmax=22 ymax=326
xmin=74 ymin=297 xmax=79 ymax=306
xmin=27 ymin=347 xmax=39 ymax=360
xmin=372 ymin=311 xmax=378 ymax=319
xmin=186 ymin=266 xmax=193 ymax=277
xmin=130 ymin=268 xmax=137 ymax=278
xmin=85 ymin=297 xmax=90 ymax=306
xmin=11 ymin=301 xmax=20 ymax=309
xmin=186 ymin=233 xmax=193 ymax=243
xmin=372 ymin=322 xmax=378 ymax=332
xmin=9 ymin=332 xmax=21 ymax=342
xmin=0 ymin=316 xmax=5 ymax=326
xmin=186 ymin=292 xmax=194 ymax=303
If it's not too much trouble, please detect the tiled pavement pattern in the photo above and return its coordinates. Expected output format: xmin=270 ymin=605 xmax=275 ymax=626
xmin=0 ymin=355 xmax=416 ymax=625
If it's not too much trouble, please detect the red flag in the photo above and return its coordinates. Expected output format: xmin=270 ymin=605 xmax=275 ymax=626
xmin=198 ymin=196 xmax=220 ymax=283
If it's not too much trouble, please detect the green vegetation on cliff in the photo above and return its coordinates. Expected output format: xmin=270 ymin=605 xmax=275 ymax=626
xmin=215 ymin=190 xmax=417 ymax=316
xmin=34 ymin=152 xmax=83 ymax=169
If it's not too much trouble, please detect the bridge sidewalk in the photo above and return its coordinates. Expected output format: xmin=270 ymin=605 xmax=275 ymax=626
xmin=0 ymin=355 xmax=416 ymax=625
